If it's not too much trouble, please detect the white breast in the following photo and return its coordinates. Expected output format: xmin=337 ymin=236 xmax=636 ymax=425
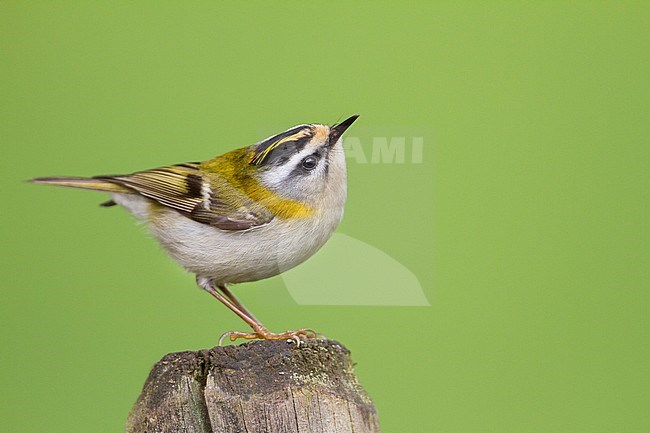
xmin=146 ymin=203 xmax=342 ymax=284
xmin=110 ymin=149 xmax=347 ymax=285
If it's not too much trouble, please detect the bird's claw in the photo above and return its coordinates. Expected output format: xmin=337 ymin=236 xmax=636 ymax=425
xmin=218 ymin=327 xmax=318 ymax=346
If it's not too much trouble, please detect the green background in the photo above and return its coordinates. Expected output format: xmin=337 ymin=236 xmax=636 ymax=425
xmin=1 ymin=2 xmax=648 ymax=432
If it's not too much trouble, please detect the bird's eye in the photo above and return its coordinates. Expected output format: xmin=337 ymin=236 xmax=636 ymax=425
xmin=301 ymin=155 xmax=318 ymax=170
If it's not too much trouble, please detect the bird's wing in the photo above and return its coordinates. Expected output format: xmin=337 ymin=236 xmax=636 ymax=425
xmin=95 ymin=163 xmax=274 ymax=231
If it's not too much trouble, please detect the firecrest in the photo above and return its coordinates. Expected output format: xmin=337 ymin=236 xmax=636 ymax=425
xmin=32 ymin=114 xmax=360 ymax=344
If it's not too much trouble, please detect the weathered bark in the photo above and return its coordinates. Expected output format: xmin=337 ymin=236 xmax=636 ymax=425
xmin=126 ymin=339 xmax=380 ymax=433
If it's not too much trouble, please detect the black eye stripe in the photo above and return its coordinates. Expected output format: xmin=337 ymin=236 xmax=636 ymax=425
xmin=285 ymin=152 xmax=325 ymax=179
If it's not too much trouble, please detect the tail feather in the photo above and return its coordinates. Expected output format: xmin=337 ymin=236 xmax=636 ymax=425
xmin=29 ymin=176 xmax=130 ymax=193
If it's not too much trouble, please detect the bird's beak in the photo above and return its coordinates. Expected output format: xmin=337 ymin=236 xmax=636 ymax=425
xmin=329 ymin=114 xmax=360 ymax=145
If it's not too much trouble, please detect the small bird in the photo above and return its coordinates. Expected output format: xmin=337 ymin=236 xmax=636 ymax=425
xmin=32 ymin=114 xmax=359 ymax=344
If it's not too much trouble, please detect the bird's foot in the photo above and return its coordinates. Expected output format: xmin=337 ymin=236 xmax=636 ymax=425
xmin=218 ymin=327 xmax=317 ymax=346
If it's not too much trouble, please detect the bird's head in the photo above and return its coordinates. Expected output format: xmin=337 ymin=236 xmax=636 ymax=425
xmin=248 ymin=114 xmax=359 ymax=204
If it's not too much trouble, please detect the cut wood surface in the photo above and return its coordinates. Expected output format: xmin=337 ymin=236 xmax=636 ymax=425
xmin=126 ymin=339 xmax=380 ymax=433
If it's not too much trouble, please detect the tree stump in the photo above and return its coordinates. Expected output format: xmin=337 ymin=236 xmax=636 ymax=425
xmin=126 ymin=339 xmax=380 ymax=433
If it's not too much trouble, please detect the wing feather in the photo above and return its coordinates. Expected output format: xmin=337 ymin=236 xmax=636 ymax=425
xmin=95 ymin=163 xmax=273 ymax=230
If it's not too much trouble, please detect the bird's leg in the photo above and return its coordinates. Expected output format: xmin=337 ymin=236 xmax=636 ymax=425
xmin=196 ymin=276 xmax=317 ymax=346
xmin=216 ymin=284 xmax=261 ymax=325
xmin=196 ymin=276 xmax=261 ymax=331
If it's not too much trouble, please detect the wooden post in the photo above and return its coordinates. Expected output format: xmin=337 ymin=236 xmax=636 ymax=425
xmin=126 ymin=339 xmax=380 ymax=433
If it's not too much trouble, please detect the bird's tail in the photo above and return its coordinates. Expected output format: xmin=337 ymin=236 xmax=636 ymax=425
xmin=29 ymin=176 xmax=129 ymax=193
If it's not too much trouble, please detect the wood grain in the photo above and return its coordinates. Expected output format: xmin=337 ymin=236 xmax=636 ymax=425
xmin=126 ymin=339 xmax=380 ymax=433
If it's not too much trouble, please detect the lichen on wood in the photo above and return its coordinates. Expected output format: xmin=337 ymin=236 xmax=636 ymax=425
xmin=126 ymin=339 xmax=380 ymax=433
